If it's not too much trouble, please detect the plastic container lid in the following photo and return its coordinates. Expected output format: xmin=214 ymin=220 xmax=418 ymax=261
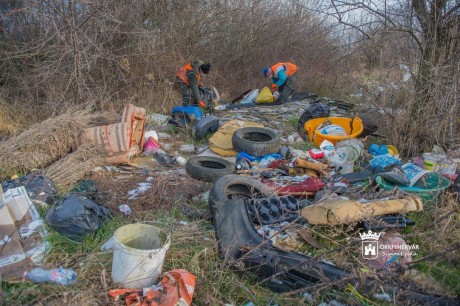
xmin=336 ymin=146 xmax=360 ymax=161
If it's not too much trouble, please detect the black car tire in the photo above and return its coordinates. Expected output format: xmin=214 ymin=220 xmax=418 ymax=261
xmin=232 ymin=127 xmax=281 ymax=156
xmin=186 ymin=156 xmax=234 ymax=182
xmin=209 ymin=174 xmax=273 ymax=202
xmin=208 ymin=174 xmax=274 ymax=218
xmin=192 ymin=115 xmax=219 ymax=140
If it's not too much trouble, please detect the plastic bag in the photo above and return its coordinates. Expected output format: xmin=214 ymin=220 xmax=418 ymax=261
xmin=370 ymin=155 xmax=401 ymax=171
xmin=255 ymin=87 xmax=275 ymax=103
xmin=2 ymin=174 xmax=58 ymax=207
xmin=320 ymin=140 xmax=335 ymax=157
xmin=298 ymin=102 xmax=330 ymax=129
xmin=143 ymin=136 xmax=161 ymax=155
xmin=45 ymin=194 xmax=111 ymax=241
xmin=109 ymin=269 xmax=196 ymax=306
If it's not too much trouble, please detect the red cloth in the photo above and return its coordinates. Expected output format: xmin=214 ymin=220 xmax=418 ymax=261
xmin=262 ymin=177 xmax=325 ymax=196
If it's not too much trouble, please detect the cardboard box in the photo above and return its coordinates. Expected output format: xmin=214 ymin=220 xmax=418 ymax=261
xmin=0 ymin=187 xmax=49 ymax=281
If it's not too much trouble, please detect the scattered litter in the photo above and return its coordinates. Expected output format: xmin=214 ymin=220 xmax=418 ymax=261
xmin=158 ymin=132 xmax=172 ymax=139
xmin=319 ymin=139 xmax=335 ymax=157
xmin=143 ymin=136 xmax=161 ymax=155
xmin=153 ymin=151 xmax=176 ymax=166
xmin=92 ymin=166 xmax=104 ymax=172
xmin=26 ymin=267 xmax=77 ymax=286
xmin=2 ymin=174 xmax=58 ymax=208
xmin=179 ymin=221 xmax=188 ymax=226
xmin=163 ymin=143 xmax=172 ymax=151
xmin=192 ymin=191 xmax=210 ymax=201
xmin=109 ymin=269 xmax=196 ymax=306
xmin=105 ymin=165 xmax=117 ymax=171
xmin=176 ymin=156 xmax=187 ymax=166
xmin=370 ymin=155 xmax=401 ymax=171
xmin=101 ymin=236 xmax=116 ymax=252
xmin=127 ymin=182 xmax=153 ymax=199
xmin=145 ymin=130 xmax=159 ymax=140
xmin=301 ymin=292 xmax=314 ymax=303
xmin=148 ymin=113 xmax=171 ymax=126
xmin=46 ymin=194 xmax=111 ymax=241
xmin=18 ymin=220 xmax=44 ymax=239
xmin=0 ymin=187 xmax=49 ymax=281
xmin=111 ymin=223 xmax=171 ymax=288
xmin=0 ymin=235 xmax=11 ymax=247
xmin=301 ymin=196 xmax=423 ymax=225
xmin=373 ymin=293 xmax=392 ymax=302
xmin=308 ymin=149 xmax=324 ymax=159
xmin=118 ymin=204 xmax=132 ymax=215
xmin=180 ymin=144 xmax=196 ymax=153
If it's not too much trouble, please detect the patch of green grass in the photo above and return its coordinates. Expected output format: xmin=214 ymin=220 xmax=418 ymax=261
xmin=292 ymin=140 xmax=315 ymax=151
xmin=286 ymin=117 xmax=298 ymax=129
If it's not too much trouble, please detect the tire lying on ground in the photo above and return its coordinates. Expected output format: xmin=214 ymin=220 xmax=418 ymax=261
xmin=208 ymin=174 xmax=274 ymax=218
xmin=232 ymin=127 xmax=281 ymax=156
xmin=192 ymin=115 xmax=219 ymax=140
xmin=185 ymin=156 xmax=234 ymax=182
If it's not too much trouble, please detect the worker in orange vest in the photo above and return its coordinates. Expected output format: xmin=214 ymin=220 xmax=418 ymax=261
xmin=263 ymin=62 xmax=298 ymax=105
xmin=175 ymin=60 xmax=211 ymax=108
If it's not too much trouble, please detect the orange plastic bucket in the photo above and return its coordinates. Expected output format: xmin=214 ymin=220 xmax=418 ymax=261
xmin=304 ymin=116 xmax=363 ymax=146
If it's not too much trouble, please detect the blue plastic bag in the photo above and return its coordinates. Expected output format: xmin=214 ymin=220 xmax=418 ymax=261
xmin=171 ymin=106 xmax=204 ymax=120
xmin=370 ymin=155 xmax=401 ymax=171
xmin=369 ymin=144 xmax=389 ymax=156
xmin=236 ymin=152 xmax=282 ymax=162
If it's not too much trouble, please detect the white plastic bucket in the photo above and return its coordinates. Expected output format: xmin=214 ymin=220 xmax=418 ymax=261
xmin=423 ymin=153 xmax=445 ymax=172
xmin=111 ymin=223 xmax=170 ymax=288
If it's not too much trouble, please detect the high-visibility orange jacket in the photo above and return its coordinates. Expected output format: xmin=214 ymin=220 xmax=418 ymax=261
xmin=270 ymin=62 xmax=298 ymax=78
xmin=176 ymin=63 xmax=201 ymax=86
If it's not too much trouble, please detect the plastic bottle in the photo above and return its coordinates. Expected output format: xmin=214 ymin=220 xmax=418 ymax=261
xmin=26 ymin=267 xmax=77 ymax=285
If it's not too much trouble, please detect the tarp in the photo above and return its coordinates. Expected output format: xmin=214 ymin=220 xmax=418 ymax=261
xmin=301 ymin=195 xmax=423 ymax=225
xmin=209 ymin=120 xmax=263 ymax=156
xmin=78 ymin=104 xmax=146 ymax=164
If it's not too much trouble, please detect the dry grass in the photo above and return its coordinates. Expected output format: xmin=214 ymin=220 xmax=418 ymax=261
xmin=0 ymin=108 xmax=115 ymax=180
xmin=44 ymin=144 xmax=107 ymax=193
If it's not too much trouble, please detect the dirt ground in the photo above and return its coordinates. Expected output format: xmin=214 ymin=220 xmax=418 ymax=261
xmin=87 ymin=167 xmax=212 ymax=220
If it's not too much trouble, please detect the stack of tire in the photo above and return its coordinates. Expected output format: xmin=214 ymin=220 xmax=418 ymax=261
xmin=232 ymin=127 xmax=281 ymax=157
xmin=185 ymin=127 xmax=282 ymax=183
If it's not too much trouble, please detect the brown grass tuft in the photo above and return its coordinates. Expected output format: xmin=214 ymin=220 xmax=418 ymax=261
xmin=44 ymin=144 xmax=107 ymax=193
xmin=0 ymin=108 xmax=115 ymax=180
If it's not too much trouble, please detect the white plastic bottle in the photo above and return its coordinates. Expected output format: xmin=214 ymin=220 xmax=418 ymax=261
xmin=26 ymin=267 xmax=77 ymax=285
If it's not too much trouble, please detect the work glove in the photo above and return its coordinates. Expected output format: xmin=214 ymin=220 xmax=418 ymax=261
xmin=271 ymin=84 xmax=277 ymax=93
xmin=198 ymin=100 xmax=206 ymax=108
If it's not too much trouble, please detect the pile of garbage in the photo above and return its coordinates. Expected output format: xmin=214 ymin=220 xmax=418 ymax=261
xmin=1 ymin=98 xmax=459 ymax=305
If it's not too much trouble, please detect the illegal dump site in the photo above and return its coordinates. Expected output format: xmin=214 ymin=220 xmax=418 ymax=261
xmin=1 ymin=97 xmax=459 ymax=305
xmin=1 ymin=1 xmax=460 ymax=306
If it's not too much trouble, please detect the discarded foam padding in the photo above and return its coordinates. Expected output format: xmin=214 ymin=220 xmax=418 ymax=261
xmin=301 ymin=195 xmax=423 ymax=225
xmin=78 ymin=104 xmax=146 ymax=164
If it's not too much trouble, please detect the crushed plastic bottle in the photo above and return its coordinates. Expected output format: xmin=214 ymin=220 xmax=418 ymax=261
xmin=25 ymin=267 xmax=77 ymax=285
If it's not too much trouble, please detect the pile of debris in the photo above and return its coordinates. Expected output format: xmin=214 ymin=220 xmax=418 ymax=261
xmin=1 ymin=94 xmax=459 ymax=305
